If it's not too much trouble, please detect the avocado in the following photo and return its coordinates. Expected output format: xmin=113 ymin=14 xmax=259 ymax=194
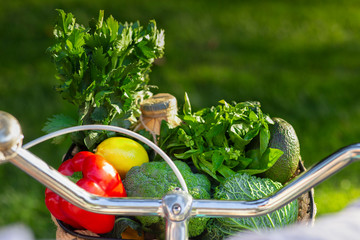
xmin=259 ymin=118 xmax=300 ymax=184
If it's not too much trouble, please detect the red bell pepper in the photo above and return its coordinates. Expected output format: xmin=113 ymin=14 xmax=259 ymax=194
xmin=45 ymin=151 xmax=127 ymax=234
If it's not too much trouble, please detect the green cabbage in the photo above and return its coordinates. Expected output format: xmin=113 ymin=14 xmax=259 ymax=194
xmin=205 ymin=173 xmax=298 ymax=239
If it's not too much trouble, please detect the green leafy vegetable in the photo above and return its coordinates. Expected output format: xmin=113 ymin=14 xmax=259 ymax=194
xmin=42 ymin=114 xmax=78 ymax=144
xmin=44 ymin=9 xmax=165 ymax=149
xmin=123 ymin=160 xmax=211 ymax=238
xmin=204 ymin=173 xmax=298 ymax=239
xmin=101 ymin=217 xmax=143 ymax=239
xmin=158 ymin=93 xmax=283 ymax=183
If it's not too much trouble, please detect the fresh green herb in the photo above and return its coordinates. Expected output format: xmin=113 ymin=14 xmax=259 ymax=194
xmin=158 ymin=93 xmax=283 ymax=183
xmin=43 ymin=9 xmax=165 ymax=149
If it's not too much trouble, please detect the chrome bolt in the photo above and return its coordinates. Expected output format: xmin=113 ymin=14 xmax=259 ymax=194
xmin=172 ymin=203 xmax=181 ymax=215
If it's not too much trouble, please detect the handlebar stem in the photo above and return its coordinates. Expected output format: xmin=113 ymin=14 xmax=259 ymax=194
xmin=163 ymin=188 xmax=192 ymax=240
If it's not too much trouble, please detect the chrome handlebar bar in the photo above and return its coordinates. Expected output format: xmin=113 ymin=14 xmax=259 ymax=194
xmin=1 ymin=111 xmax=360 ymax=240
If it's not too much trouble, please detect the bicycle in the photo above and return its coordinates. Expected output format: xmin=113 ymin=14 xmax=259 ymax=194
xmin=1 ymin=110 xmax=359 ymax=240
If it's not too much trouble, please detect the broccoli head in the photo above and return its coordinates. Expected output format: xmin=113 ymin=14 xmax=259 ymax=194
xmin=124 ymin=160 xmax=211 ymax=238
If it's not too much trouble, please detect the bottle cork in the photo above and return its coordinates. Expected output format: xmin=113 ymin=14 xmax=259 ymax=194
xmin=136 ymin=93 xmax=181 ymax=135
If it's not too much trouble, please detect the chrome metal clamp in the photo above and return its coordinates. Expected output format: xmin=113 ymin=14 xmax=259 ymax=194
xmin=162 ymin=188 xmax=193 ymax=240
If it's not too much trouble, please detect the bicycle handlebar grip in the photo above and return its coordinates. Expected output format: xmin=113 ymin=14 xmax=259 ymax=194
xmin=0 ymin=111 xmax=22 ymax=157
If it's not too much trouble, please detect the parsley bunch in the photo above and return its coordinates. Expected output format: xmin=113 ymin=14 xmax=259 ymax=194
xmin=44 ymin=10 xmax=165 ymax=148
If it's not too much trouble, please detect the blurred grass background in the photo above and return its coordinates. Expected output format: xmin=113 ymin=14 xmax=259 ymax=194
xmin=1 ymin=0 xmax=360 ymax=238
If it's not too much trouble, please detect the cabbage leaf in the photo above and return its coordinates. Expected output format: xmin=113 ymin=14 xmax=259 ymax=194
xmin=206 ymin=173 xmax=298 ymax=239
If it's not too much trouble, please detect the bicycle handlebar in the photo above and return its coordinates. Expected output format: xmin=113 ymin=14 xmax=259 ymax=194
xmin=9 ymin=140 xmax=360 ymax=217
xmin=1 ymin=110 xmax=360 ymax=240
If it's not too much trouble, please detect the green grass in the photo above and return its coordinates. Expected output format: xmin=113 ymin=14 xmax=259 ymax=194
xmin=1 ymin=0 xmax=360 ymax=238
